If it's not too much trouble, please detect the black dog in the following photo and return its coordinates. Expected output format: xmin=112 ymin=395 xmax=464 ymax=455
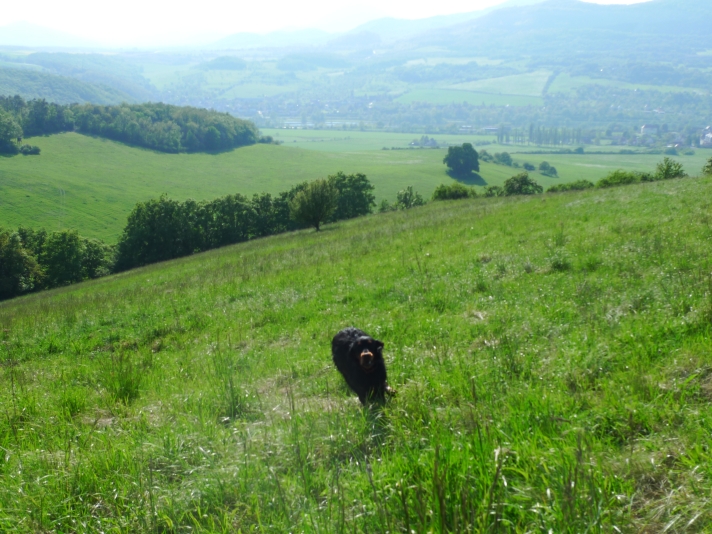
xmin=332 ymin=327 xmax=394 ymax=405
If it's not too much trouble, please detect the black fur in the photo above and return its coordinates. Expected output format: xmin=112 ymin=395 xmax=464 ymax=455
xmin=332 ymin=327 xmax=393 ymax=405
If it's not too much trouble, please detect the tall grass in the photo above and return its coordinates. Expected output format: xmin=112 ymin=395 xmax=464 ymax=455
xmin=1 ymin=177 xmax=711 ymax=532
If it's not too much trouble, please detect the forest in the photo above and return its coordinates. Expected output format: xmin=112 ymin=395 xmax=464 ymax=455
xmin=0 ymin=96 xmax=260 ymax=153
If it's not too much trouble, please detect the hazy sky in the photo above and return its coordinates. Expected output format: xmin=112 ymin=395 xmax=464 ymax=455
xmin=1 ymin=0 xmax=651 ymax=47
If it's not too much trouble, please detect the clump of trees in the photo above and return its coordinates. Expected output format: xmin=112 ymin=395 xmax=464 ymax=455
xmin=539 ymin=161 xmax=558 ymax=177
xmin=116 ymin=173 xmax=376 ymax=270
xmin=72 ymin=103 xmax=259 ymax=153
xmin=443 ymin=143 xmax=479 ymax=176
xmin=0 ymin=95 xmax=260 ymax=154
xmin=0 ymin=228 xmax=114 ymax=301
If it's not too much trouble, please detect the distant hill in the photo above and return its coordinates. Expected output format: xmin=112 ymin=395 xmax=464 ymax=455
xmin=23 ymin=53 xmax=157 ymax=101
xmin=403 ymin=0 xmax=712 ymax=59
xmin=0 ymin=67 xmax=131 ymax=104
xmin=347 ymin=0 xmax=545 ymax=44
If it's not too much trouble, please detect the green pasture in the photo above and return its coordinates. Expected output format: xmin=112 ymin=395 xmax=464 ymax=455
xmin=2 ymin=176 xmax=712 ymax=532
xmin=394 ymin=88 xmax=543 ymax=106
xmin=261 ymin=128 xmax=498 ymax=151
xmin=548 ymin=73 xmax=708 ymax=95
xmin=448 ymin=70 xmax=552 ymax=96
xmin=2 ymin=132 xmax=708 ymax=242
xmin=0 ymin=133 xmax=507 ymax=241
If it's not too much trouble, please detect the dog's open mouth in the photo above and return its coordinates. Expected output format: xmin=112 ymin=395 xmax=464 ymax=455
xmin=359 ymin=350 xmax=375 ymax=371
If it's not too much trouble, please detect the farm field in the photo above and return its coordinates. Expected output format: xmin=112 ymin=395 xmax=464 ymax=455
xmin=548 ymin=73 xmax=708 ymax=95
xmin=448 ymin=70 xmax=552 ymax=96
xmin=2 ymin=131 xmax=708 ymax=241
xmin=1 ymin=176 xmax=712 ymax=531
xmin=394 ymin=88 xmax=543 ymax=106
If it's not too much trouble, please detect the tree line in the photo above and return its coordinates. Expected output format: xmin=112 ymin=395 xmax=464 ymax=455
xmin=0 ymin=96 xmax=261 ymax=154
xmin=0 ymin=173 xmax=377 ymax=300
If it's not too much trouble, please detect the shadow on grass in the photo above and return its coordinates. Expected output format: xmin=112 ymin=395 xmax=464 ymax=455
xmin=447 ymin=170 xmax=487 ymax=186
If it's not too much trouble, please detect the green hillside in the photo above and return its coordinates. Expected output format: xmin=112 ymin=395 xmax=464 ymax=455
xmin=1 ymin=177 xmax=711 ymax=531
xmin=2 ymin=132 xmax=706 ymax=241
xmin=0 ymin=67 xmax=131 ymax=105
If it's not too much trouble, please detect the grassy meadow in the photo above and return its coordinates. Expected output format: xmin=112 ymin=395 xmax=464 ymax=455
xmin=2 ymin=130 xmax=709 ymax=242
xmin=1 ymin=176 xmax=712 ymax=532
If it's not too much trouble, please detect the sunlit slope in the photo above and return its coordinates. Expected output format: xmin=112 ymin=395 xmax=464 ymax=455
xmin=1 ymin=177 xmax=711 ymax=531
xmin=0 ymin=133 xmax=510 ymax=241
xmin=2 ymin=131 xmax=706 ymax=242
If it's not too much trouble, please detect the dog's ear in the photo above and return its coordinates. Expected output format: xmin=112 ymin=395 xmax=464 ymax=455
xmin=375 ymin=340 xmax=384 ymax=352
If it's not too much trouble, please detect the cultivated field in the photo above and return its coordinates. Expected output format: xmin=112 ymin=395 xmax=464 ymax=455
xmin=547 ymin=73 xmax=708 ymax=95
xmin=1 ymin=176 xmax=711 ymax=531
xmin=448 ymin=70 xmax=552 ymax=96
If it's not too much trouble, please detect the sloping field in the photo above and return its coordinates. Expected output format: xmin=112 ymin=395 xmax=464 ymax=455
xmin=448 ymin=70 xmax=552 ymax=96
xmin=1 ymin=177 xmax=712 ymax=531
xmin=548 ymin=73 xmax=707 ymax=95
xmin=0 ymin=133 xmax=528 ymax=241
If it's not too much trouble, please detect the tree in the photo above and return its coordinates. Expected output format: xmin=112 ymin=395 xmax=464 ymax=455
xmin=503 ymin=173 xmax=543 ymax=196
xmin=289 ymin=178 xmax=338 ymax=231
xmin=443 ymin=143 xmax=479 ymax=175
xmin=329 ymin=172 xmax=376 ymax=220
xmin=494 ymin=152 xmax=512 ymax=166
xmin=523 ymin=163 xmax=536 ymax=171
xmin=0 ymin=229 xmax=43 ymax=300
xmin=0 ymin=108 xmax=22 ymax=153
xmin=41 ymin=230 xmax=85 ymax=287
xmin=655 ymin=157 xmax=686 ymax=180
xmin=395 ymin=186 xmax=425 ymax=209
xmin=704 ymin=157 xmax=712 ymax=176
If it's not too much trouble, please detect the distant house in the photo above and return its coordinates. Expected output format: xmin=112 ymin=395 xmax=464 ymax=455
xmin=640 ymin=124 xmax=659 ymax=136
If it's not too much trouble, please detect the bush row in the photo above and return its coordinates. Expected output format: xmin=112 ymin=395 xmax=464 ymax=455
xmin=432 ymin=157 xmax=701 ymax=201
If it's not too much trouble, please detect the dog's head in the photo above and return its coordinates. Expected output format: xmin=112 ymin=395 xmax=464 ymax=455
xmin=352 ymin=335 xmax=384 ymax=372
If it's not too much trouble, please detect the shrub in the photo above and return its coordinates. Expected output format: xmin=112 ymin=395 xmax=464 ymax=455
xmin=19 ymin=144 xmax=41 ymax=155
xmin=484 ymin=185 xmax=504 ymax=197
xmin=597 ymin=170 xmax=642 ymax=188
xmin=395 ymin=186 xmax=425 ymax=209
xmin=703 ymin=157 xmax=712 ymax=176
xmin=547 ymin=180 xmax=595 ymax=193
xmin=432 ymin=183 xmax=476 ymax=201
xmin=503 ymin=173 xmax=543 ymax=196
xmin=541 ymin=166 xmax=558 ymax=177
xmin=655 ymin=157 xmax=686 ymax=180
xmin=523 ymin=163 xmax=535 ymax=171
